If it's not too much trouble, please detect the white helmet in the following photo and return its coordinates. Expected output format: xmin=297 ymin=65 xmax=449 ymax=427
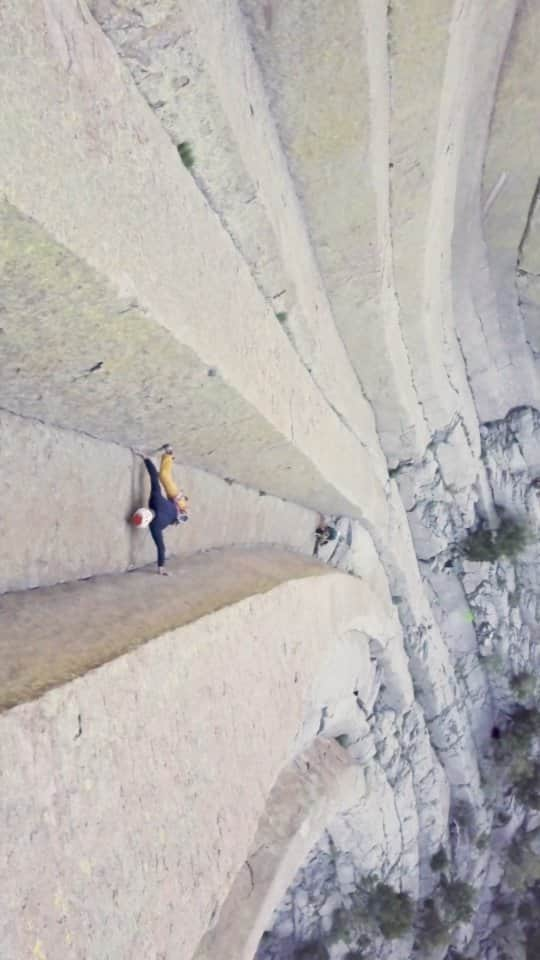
xmin=131 ymin=507 xmax=153 ymax=529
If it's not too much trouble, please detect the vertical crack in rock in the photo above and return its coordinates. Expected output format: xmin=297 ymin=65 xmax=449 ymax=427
xmin=517 ymin=177 xmax=540 ymax=267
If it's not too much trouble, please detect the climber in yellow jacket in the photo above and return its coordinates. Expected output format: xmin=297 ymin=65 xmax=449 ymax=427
xmin=159 ymin=445 xmax=189 ymax=513
xmin=131 ymin=444 xmax=189 ymax=574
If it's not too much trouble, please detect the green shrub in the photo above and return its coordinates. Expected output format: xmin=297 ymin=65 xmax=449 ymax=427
xmin=416 ymin=897 xmax=450 ymax=948
xmin=512 ymin=706 xmax=540 ymax=736
xmin=367 ymin=882 xmax=414 ymax=939
xmin=510 ymin=671 xmax=538 ymax=701
xmin=275 ymin=311 xmax=288 ymax=323
xmin=496 ymin=518 xmax=533 ymax=557
xmin=475 ymin=832 xmax=490 ymax=851
xmin=328 ymin=908 xmax=352 ymax=945
xmin=293 ymin=943 xmax=329 ymax=960
xmin=493 ymin=895 xmax=515 ymax=920
xmin=508 ymin=707 xmax=540 ymax=756
xmin=452 ymin=800 xmax=473 ymax=831
xmin=343 ymin=934 xmax=371 ymax=959
xmin=493 ymin=707 xmax=540 ymax=769
xmin=441 ymin=879 xmax=476 ymax=923
xmin=482 ymin=653 xmax=505 ymax=675
xmin=461 ymin=517 xmax=532 ymax=562
xmin=519 ymin=899 xmax=534 ymax=923
xmin=430 ymin=846 xmax=449 ymax=871
xmin=461 ymin=527 xmax=497 ymax=561
xmin=527 ymin=926 xmax=540 ymax=960
xmin=513 ymin=761 xmax=540 ymax=810
xmin=177 ymin=141 xmax=195 ymax=169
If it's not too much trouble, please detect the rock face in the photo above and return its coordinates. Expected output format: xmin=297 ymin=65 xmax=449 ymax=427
xmin=0 ymin=2 xmax=539 ymax=960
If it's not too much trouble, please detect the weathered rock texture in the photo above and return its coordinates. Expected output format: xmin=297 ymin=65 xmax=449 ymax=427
xmin=0 ymin=1 xmax=539 ymax=959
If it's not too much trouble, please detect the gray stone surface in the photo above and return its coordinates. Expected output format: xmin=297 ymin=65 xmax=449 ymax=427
xmin=0 ymin=564 xmax=382 ymax=960
xmin=1 ymin=1 xmax=540 ymax=959
xmin=0 ymin=2 xmax=391 ymax=525
xmin=0 ymin=407 xmax=317 ymax=593
xmin=0 ymin=409 xmax=134 ymax=592
xmin=0 ymin=546 xmax=327 ymax=710
xmin=0 ymin=202 xmax=370 ymax=520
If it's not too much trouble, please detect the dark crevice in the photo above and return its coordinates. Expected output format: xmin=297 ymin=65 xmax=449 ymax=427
xmin=517 ymin=177 xmax=540 ymax=268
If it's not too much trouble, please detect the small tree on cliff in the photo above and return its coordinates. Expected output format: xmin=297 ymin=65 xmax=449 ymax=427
xmin=513 ymin=762 xmax=540 ymax=810
xmin=293 ymin=942 xmax=329 ymax=960
xmin=441 ymin=879 xmax=475 ymax=924
xmin=367 ymin=882 xmax=414 ymax=939
xmin=461 ymin=516 xmax=532 ymax=562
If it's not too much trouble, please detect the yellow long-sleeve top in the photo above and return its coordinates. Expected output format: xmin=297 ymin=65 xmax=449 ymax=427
xmin=159 ymin=453 xmax=188 ymax=509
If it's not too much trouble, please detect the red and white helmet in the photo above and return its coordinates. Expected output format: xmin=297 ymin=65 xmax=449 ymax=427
xmin=131 ymin=507 xmax=153 ymax=529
